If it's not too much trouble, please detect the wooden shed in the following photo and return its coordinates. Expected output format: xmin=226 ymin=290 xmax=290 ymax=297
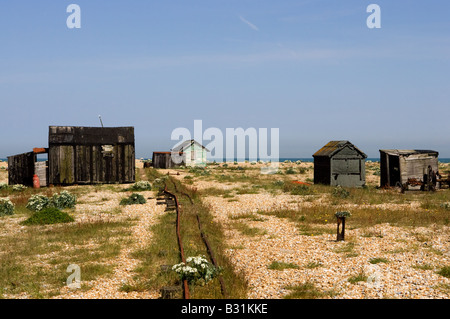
xmin=7 ymin=148 xmax=48 ymax=187
xmin=152 ymin=152 xmax=181 ymax=169
xmin=8 ymin=126 xmax=135 ymax=186
xmin=171 ymin=139 xmax=209 ymax=167
xmin=48 ymin=126 xmax=135 ymax=185
xmin=379 ymin=149 xmax=439 ymax=188
xmin=313 ymin=140 xmax=367 ymax=188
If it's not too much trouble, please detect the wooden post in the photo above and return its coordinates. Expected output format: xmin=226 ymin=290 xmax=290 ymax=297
xmin=336 ymin=217 xmax=346 ymax=241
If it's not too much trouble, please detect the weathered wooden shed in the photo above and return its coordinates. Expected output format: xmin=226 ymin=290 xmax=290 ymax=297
xmin=8 ymin=126 xmax=135 ymax=186
xmin=313 ymin=141 xmax=367 ymax=188
xmin=48 ymin=126 xmax=135 ymax=185
xmin=379 ymin=149 xmax=439 ymax=188
xmin=152 ymin=152 xmax=181 ymax=169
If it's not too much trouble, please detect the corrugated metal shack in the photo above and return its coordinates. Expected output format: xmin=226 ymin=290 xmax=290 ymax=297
xmin=379 ymin=149 xmax=439 ymax=188
xmin=8 ymin=126 xmax=135 ymax=186
xmin=313 ymin=140 xmax=367 ymax=188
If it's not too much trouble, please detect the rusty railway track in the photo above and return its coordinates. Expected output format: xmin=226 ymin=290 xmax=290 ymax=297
xmin=161 ymin=175 xmax=227 ymax=299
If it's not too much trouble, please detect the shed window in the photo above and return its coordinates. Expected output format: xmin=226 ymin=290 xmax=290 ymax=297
xmin=102 ymin=145 xmax=114 ymax=157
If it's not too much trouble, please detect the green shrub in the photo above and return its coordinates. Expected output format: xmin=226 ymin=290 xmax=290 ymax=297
xmin=129 ymin=181 xmax=152 ymax=191
xmin=0 ymin=198 xmax=14 ymax=217
xmin=288 ymin=184 xmax=312 ymax=195
xmin=27 ymin=191 xmax=76 ymax=212
xmin=0 ymin=183 xmax=8 ymax=190
xmin=285 ymin=168 xmax=296 ymax=174
xmin=332 ymin=186 xmax=350 ymax=198
xmin=335 ymin=211 xmax=351 ymax=218
xmin=26 ymin=194 xmax=52 ymax=212
xmin=152 ymin=176 xmax=169 ymax=191
xmin=268 ymin=261 xmax=299 ymax=270
xmin=21 ymin=207 xmax=74 ymax=225
xmin=189 ymin=167 xmax=210 ymax=176
xmin=12 ymin=184 xmax=27 ymax=192
xmin=437 ymin=266 xmax=450 ymax=278
xmin=120 ymin=193 xmax=146 ymax=206
xmin=52 ymin=191 xmax=77 ymax=209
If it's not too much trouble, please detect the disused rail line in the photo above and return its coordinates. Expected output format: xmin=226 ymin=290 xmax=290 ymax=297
xmin=161 ymin=186 xmax=190 ymax=299
xmin=161 ymin=176 xmax=227 ymax=299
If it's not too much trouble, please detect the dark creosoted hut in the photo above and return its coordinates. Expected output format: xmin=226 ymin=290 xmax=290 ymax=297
xmin=313 ymin=140 xmax=367 ymax=188
xmin=152 ymin=152 xmax=181 ymax=169
xmin=379 ymin=149 xmax=439 ymax=188
xmin=8 ymin=126 xmax=135 ymax=186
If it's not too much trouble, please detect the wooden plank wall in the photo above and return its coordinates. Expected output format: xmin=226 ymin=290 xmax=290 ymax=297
xmin=7 ymin=152 xmax=35 ymax=186
xmin=48 ymin=126 xmax=135 ymax=185
xmin=153 ymin=153 xmax=172 ymax=169
xmin=49 ymin=144 xmax=135 ymax=185
xmin=400 ymin=155 xmax=438 ymax=184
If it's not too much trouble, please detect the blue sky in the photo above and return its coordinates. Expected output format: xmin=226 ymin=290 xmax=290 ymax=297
xmin=0 ymin=0 xmax=449 ymax=158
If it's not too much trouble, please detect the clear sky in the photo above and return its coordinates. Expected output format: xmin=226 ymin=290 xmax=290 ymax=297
xmin=1 ymin=0 xmax=449 ymax=159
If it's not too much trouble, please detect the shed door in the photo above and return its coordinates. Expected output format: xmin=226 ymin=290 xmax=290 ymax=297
xmin=388 ymin=155 xmax=400 ymax=186
xmin=332 ymin=158 xmax=363 ymax=187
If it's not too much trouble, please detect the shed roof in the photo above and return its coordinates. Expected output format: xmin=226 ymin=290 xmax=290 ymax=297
xmin=379 ymin=149 xmax=439 ymax=157
xmin=171 ymin=139 xmax=210 ymax=152
xmin=313 ymin=140 xmax=367 ymax=158
xmin=49 ymin=126 xmax=134 ymax=145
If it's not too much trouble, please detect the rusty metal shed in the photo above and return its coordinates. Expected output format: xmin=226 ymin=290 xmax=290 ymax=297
xmin=313 ymin=140 xmax=367 ymax=187
xmin=379 ymin=149 xmax=439 ymax=188
xmin=8 ymin=126 xmax=135 ymax=186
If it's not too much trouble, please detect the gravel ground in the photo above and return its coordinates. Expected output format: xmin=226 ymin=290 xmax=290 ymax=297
xmin=203 ymin=193 xmax=450 ymax=299
xmin=1 ymin=161 xmax=449 ymax=299
xmin=55 ymin=189 xmax=166 ymax=299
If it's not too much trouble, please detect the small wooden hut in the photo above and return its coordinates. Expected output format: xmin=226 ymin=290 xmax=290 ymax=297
xmin=152 ymin=152 xmax=180 ymax=169
xmin=313 ymin=140 xmax=367 ymax=188
xmin=8 ymin=148 xmax=48 ymax=187
xmin=8 ymin=126 xmax=135 ymax=186
xmin=379 ymin=149 xmax=439 ymax=188
xmin=171 ymin=139 xmax=209 ymax=167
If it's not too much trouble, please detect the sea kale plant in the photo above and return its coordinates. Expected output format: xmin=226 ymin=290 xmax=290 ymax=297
xmin=26 ymin=194 xmax=52 ymax=212
xmin=335 ymin=211 xmax=352 ymax=219
xmin=0 ymin=198 xmax=14 ymax=217
xmin=12 ymin=184 xmax=27 ymax=192
xmin=129 ymin=181 xmax=152 ymax=191
xmin=120 ymin=193 xmax=146 ymax=206
xmin=172 ymin=255 xmax=222 ymax=285
xmin=26 ymin=191 xmax=77 ymax=212
xmin=52 ymin=191 xmax=77 ymax=210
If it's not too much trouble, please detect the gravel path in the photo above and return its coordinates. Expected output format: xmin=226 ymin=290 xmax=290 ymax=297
xmin=55 ymin=190 xmax=165 ymax=299
xmin=203 ymin=193 xmax=450 ymax=299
